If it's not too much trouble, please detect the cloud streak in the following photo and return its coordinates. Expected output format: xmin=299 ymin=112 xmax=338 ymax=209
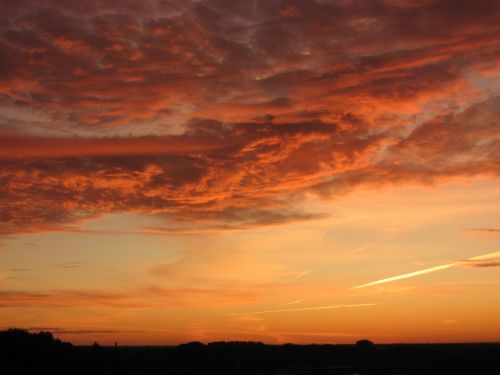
xmin=236 ymin=303 xmax=378 ymax=315
xmin=278 ymin=300 xmax=303 ymax=307
xmin=0 ymin=134 xmax=235 ymax=158
xmin=280 ymin=269 xmax=314 ymax=283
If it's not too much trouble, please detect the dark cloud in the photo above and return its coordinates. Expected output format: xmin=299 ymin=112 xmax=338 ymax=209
xmin=460 ymin=258 xmax=500 ymax=268
xmin=465 ymin=228 xmax=500 ymax=233
xmin=0 ymin=0 xmax=499 ymax=233
xmin=0 ymin=117 xmax=354 ymax=232
xmin=54 ymin=261 xmax=86 ymax=269
xmin=1 ymin=0 xmax=499 ymax=130
xmin=0 ymin=95 xmax=499 ymax=233
xmin=469 ymin=262 xmax=500 ymax=268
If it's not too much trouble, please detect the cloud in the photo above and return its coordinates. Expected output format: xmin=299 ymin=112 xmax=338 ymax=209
xmin=1 ymin=96 xmax=498 ymax=234
xmin=0 ymin=117 xmax=377 ymax=233
xmin=0 ymin=0 xmax=499 ymax=233
xmin=464 ymin=228 xmax=500 ymax=233
xmin=235 ymin=303 xmax=378 ymax=315
xmin=23 ymin=327 xmax=138 ymax=335
xmin=0 ymin=134 xmax=235 ymax=158
xmin=54 ymin=261 xmax=86 ymax=269
xmin=471 ymin=262 xmax=500 ymax=268
xmin=1 ymin=0 xmax=498 ymax=131
xmin=461 ymin=259 xmax=500 ymax=268
xmin=144 ymin=212 xmax=330 ymax=233
xmin=436 ymin=280 xmax=500 ymax=286
xmin=461 ymin=228 xmax=500 ymax=239
xmin=0 ymin=286 xmax=264 ymax=309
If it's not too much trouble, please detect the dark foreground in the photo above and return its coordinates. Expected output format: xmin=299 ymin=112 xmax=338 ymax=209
xmin=1 ymin=329 xmax=499 ymax=375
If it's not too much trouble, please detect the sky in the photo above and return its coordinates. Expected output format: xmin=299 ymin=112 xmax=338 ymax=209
xmin=0 ymin=0 xmax=499 ymax=345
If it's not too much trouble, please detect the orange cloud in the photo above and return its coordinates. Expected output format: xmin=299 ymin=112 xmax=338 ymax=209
xmin=0 ymin=286 xmax=262 ymax=309
xmin=1 ymin=95 xmax=499 ymax=233
xmin=0 ymin=0 xmax=499 ymax=234
xmin=0 ymin=134 xmax=236 ymax=158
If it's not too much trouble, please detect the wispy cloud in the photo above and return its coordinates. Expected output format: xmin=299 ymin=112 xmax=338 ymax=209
xmin=280 ymin=269 xmax=314 ymax=284
xmin=54 ymin=261 xmax=87 ymax=269
xmin=278 ymin=300 xmax=303 ymax=307
xmin=0 ymin=286 xmax=265 ymax=309
xmin=352 ymin=250 xmax=500 ymax=289
xmin=436 ymin=280 xmax=500 ymax=286
xmin=235 ymin=303 xmax=377 ymax=315
xmin=464 ymin=228 xmax=500 ymax=233
xmin=461 ymin=260 xmax=500 ymax=268
xmin=463 ymin=228 xmax=500 ymax=237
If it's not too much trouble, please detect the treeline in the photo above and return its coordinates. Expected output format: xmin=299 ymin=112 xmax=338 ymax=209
xmin=0 ymin=329 xmax=499 ymax=374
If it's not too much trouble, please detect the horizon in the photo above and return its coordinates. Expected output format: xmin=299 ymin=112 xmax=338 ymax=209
xmin=1 ymin=0 xmax=499 ymax=347
xmin=3 ymin=328 xmax=500 ymax=346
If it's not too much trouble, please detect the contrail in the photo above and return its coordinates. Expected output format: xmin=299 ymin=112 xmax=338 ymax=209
xmin=278 ymin=300 xmax=303 ymax=307
xmin=352 ymin=264 xmax=455 ymax=289
xmin=351 ymin=224 xmax=418 ymax=254
xmin=351 ymin=237 xmax=389 ymax=254
xmin=295 ymin=269 xmax=313 ymax=278
xmin=352 ymin=250 xmax=500 ymax=289
xmin=280 ymin=269 xmax=314 ymax=283
xmin=235 ymin=303 xmax=377 ymax=315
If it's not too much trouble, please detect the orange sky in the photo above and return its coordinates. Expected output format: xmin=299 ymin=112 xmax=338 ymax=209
xmin=0 ymin=0 xmax=499 ymax=345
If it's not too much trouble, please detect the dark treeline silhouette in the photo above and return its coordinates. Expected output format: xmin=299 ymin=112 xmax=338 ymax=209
xmin=1 ymin=329 xmax=499 ymax=374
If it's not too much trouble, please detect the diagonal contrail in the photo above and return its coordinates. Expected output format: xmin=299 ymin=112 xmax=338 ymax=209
xmin=235 ymin=303 xmax=377 ymax=315
xmin=278 ymin=300 xmax=303 ymax=307
xmin=352 ymin=250 xmax=500 ymax=289
xmin=280 ymin=269 xmax=314 ymax=283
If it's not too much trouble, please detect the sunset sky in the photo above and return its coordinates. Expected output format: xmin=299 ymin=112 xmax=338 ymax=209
xmin=1 ymin=0 xmax=500 ymax=345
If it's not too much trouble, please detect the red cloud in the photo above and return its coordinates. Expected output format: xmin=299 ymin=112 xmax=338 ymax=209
xmin=0 ymin=0 xmax=499 ymax=233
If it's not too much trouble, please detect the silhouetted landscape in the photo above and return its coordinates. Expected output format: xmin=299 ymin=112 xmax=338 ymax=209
xmin=1 ymin=329 xmax=499 ymax=375
xmin=2 ymin=0 xmax=500 ymax=370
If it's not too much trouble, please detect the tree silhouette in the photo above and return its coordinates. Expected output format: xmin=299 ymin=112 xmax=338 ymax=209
xmin=0 ymin=329 xmax=499 ymax=374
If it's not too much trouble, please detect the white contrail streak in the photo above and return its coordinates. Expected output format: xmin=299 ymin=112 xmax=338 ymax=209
xmin=236 ymin=303 xmax=377 ymax=315
xmin=278 ymin=300 xmax=303 ymax=307
xmin=280 ymin=269 xmax=314 ymax=283
xmin=350 ymin=224 xmax=418 ymax=254
xmin=351 ymin=237 xmax=389 ymax=254
xmin=352 ymin=250 xmax=500 ymax=289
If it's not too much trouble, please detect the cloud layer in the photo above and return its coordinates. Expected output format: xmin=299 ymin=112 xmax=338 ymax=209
xmin=1 ymin=0 xmax=499 ymax=233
